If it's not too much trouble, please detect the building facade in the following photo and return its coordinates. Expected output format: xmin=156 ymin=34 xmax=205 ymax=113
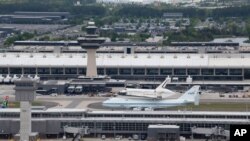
xmin=0 ymin=53 xmax=249 ymax=81
xmin=0 ymin=109 xmax=249 ymax=138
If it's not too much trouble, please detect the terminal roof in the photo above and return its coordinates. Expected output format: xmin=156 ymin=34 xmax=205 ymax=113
xmin=148 ymin=125 xmax=179 ymax=129
xmin=0 ymin=53 xmax=249 ymax=67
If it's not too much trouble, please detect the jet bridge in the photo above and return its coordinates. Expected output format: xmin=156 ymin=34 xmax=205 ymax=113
xmin=191 ymin=126 xmax=229 ymax=141
xmin=63 ymin=126 xmax=90 ymax=141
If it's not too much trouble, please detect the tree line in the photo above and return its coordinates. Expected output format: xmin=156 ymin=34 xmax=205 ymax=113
xmin=116 ymin=5 xmax=250 ymax=18
xmin=0 ymin=1 xmax=250 ymax=19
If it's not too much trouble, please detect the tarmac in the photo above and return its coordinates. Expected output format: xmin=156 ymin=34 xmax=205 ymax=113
xmin=1 ymin=85 xmax=250 ymax=110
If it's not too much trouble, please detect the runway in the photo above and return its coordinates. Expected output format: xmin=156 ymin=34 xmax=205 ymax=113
xmin=1 ymin=85 xmax=250 ymax=111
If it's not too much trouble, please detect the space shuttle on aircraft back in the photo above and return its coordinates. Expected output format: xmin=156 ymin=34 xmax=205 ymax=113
xmin=120 ymin=76 xmax=175 ymax=99
xmin=103 ymin=85 xmax=201 ymax=110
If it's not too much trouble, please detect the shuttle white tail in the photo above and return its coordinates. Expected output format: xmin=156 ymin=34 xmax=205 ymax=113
xmin=155 ymin=76 xmax=175 ymax=98
xmin=124 ymin=76 xmax=174 ymax=99
xmin=155 ymin=76 xmax=171 ymax=91
xmin=179 ymin=85 xmax=200 ymax=105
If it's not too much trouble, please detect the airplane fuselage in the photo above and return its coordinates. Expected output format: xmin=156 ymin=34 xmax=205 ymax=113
xmin=102 ymin=98 xmax=191 ymax=109
xmin=103 ymin=85 xmax=200 ymax=109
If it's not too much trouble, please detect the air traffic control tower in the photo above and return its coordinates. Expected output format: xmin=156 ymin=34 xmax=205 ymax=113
xmin=77 ymin=21 xmax=106 ymax=77
xmin=14 ymin=77 xmax=38 ymax=141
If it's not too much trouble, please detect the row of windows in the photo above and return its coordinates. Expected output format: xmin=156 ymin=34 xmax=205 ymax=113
xmin=0 ymin=113 xmax=250 ymax=119
xmin=0 ymin=67 xmax=245 ymax=76
xmin=0 ymin=113 xmax=84 ymax=118
xmin=60 ymin=122 xmax=229 ymax=132
xmin=16 ymin=83 xmax=34 ymax=87
xmin=61 ymin=122 xmax=94 ymax=128
xmin=32 ymin=113 xmax=83 ymax=118
xmin=1 ymin=113 xmax=247 ymax=119
xmin=0 ymin=68 xmax=86 ymax=75
xmin=86 ymin=114 xmax=248 ymax=119
xmin=0 ymin=113 xmax=19 ymax=118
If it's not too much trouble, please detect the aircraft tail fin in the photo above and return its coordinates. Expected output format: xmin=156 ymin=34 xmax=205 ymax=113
xmin=156 ymin=76 xmax=171 ymax=90
xmin=155 ymin=76 xmax=175 ymax=97
xmin=179 ymin=85 xmax=200 ymax=105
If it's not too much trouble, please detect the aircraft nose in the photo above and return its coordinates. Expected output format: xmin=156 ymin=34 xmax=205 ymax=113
xmin=103 ymin=100 xmax=108 ymax=104
xmin=103 ymin=98 xmax=111 ymax=104
xmin=102 ymin=101 xmax=108 ymax=106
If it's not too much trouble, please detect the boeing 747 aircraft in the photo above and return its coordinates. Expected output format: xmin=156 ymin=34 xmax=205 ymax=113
xmin=103 ymin=85 xmax=200 ymax=110
xmin=120 ymin=77 xmax=175 ymax=99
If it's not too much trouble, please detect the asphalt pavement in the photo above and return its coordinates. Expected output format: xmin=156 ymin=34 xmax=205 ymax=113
xmin=1 ymin=84 xmax=250 ymax=110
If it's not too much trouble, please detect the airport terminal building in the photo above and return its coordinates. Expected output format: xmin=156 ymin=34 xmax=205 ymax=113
xmin=0 ymin=52 xmax=249 ymax=81
xmin=0 ymin=109 xmax=249 ymax=138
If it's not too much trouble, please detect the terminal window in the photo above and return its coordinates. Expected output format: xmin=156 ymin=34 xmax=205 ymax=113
xmin=106 ymin=68 xmax=118 ymax=75
xmin=78 ymin=68 xmax=86 ymax=75
xmin=24 ymin=68 xmax=36 ymax=74
xmin=10 ymin=68 xmax=22 ymax=74
xmin=244 ymin=69 xmax=250 ymax=79
xmin=201 ymin=69 xmax=214 ymax=75
xmin=65 ymin=68 xmax=77 ymax=74
xmin=174 ymin=69 xmax=186 ymax=75
xmin=119 ymin=68 xmax=131 ymax=75
xmin=37 ymin=68 xmax=50 ymax=74
xmin=51 ymin=68 xmax=64 ymax=74
xmin=160 ymin=68 xmax=172 ymax=75
xmin=97 ymin=68 xmax=104 ymax=75
xmin=215 ymin=69 xmax=228 ymax=75
xmin=133 ymin=68 xmax=145 ymax=75
xmin=0 ymin=68 xmax=8 ymax=74
xmin=146 ymin=68 xmax=159 ymax=75
xmin=187 ymin=69 xmax=200 ymax=75
xmin=229 ymin=69 xmax=242 ymax=75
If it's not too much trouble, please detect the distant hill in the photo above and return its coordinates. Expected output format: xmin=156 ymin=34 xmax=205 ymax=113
xmin=0 ymin=0 xmax=96 ymax=5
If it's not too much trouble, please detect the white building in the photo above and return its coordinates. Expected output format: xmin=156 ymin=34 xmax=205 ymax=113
xmin=0 ymin=52 xmax=249 ymax=81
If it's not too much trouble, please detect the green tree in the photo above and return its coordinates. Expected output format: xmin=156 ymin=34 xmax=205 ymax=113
xmin=111 ymin=33 xmax=117 ymax=42
xmin=38 ymin=35 xmax=50 ymax=41
xmin=4 ymin=32 xmax=35 ymax=46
